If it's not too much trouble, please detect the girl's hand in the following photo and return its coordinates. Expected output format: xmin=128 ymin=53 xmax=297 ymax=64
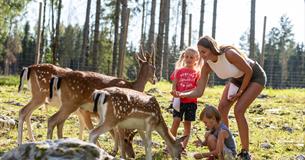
xmin=170 ymin=90 xmax=181 ymax=97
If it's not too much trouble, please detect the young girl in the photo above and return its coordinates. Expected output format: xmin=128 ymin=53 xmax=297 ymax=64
xmin=169 ymin=47 xmax=203 ymax=153
xmin=193 ymin=105 xmax=237 ymax=160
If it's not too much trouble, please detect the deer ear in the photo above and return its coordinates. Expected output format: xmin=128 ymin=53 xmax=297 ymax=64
xmin=176 ymin=135 xmax=188 ymax=143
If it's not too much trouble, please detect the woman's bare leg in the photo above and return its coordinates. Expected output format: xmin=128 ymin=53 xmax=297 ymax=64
xmin=234 ymin=82 xmax=264 ymax=150
xmin=218 ymin=83 xmax=235 ymax=127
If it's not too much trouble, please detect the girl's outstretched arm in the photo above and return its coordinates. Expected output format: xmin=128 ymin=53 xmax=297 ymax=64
xmin=171 ymin=63 xmax=211 ymax=98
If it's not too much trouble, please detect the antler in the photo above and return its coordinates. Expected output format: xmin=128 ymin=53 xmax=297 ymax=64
xmin=135 ymin=44 xmax=147 ymax=63
xmin=151 ymin=43 xmax=155 ymax=65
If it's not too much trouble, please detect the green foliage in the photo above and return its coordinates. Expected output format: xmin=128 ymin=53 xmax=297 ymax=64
xmin=0 ymin=75 xmax=19 ymax=86
xmin=58 ymin=24 xmax=82 ymax=68
xmin=0 ymin=0 xmax=31 ymax=56
xmin=0 ymin=77 xmax=304 ymax=159
xmin=19 ymin=21 xmax=35 ymax=68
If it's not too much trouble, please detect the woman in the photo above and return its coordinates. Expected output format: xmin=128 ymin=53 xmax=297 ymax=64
xmin=171 ymin=35 xmax=266 ymax=160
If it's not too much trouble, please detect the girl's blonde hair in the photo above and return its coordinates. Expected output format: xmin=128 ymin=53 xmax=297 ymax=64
xmin=175 ymin=47 xmax=204 ymax=72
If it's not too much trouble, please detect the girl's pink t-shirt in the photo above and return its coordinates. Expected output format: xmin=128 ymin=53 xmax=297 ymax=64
xmin=170 ymin=67 xmax=200 ymax=103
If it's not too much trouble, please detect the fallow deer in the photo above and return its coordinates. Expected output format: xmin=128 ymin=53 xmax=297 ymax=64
xmin=90 ymin=87 xmax=187 ymax=160
xmin=48 ymin=47 xmax=157 ymax=158
xmin=17 ymin=64 xmax=80 ymax=145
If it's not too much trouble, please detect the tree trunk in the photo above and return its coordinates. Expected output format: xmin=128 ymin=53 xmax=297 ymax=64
xmin=111 ymin=0 xmax=121 ymax=76
xmin=140 ymin=0 xmax=146 ymax=43
xmin=188 ymin=14 xmax=192 ymax=46
xmin=269 ymin=44 xmax=274 ymax=86
xmin=147 ymin=0 xmax=156 ymax=51
xmin=249 ymin=0 xmax=256 ymax=59
xmin=172 ymin=1 xmax=181 ymax=55
xmin=51 ymin=0 xmax=55 ymax=64
xmin=4 ymin=58 xmax=9 ymax=75
xmin=156 ymin=0 xmax=165 ymax=79
xmin=163 ymin=0 xmax=170 ymax=80
xmin=35 ymin=2 xmax=42 ymax=64
xmin=260 ymin=16 xmax=266 ymax=68
xmin=280 ymin=46 xmax=288 ymax=87
xmin=92 ymin=0 xmax=101 ymax=72
xmin=80 ymin=0 xmax=92 ymax=70
xmin=52 ymin=0 xmax=62 ymax=65
xmin=212 ymin=0 xmax=217 ymax=39
xmin=40 ymin=0 xmax=47 ymax=63
xmin=210 ymin=0 xmax=218 ymax=86
xmin=180 ymin=0 xmax=186 ymax=50
xmin=118 ymin=0 xmax=130 ymax=78
xmin=199 ymin=0 xmax=205 ymax=38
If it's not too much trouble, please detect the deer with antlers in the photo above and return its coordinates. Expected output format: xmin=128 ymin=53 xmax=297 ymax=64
xmin=90 ymin=87 xmax=187 ymax=160
xmin=48 ymin=47 xmax=157 ymax=158
xmin=17 ymin=64 xmax=87 ymax=145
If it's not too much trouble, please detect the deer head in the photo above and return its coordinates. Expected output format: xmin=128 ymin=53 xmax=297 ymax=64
xmin=135 ymin=44 xmax=157 ymax=85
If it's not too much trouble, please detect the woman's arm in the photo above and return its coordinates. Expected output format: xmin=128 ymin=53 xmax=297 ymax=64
xmin=172 ymin=63 xmax=211 ymax=98
xmin=225 ymin=49 xmax=253 ymax=100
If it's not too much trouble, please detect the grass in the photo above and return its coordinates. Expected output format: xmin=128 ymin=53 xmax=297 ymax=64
xmin=0 ymin=76 xmax=304 ymax=159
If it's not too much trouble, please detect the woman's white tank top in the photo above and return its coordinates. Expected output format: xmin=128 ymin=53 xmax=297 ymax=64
xmin=206 ymin=54 xmax=244 ymax=79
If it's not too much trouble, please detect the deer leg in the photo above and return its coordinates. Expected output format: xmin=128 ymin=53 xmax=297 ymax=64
xmin=78 ymin=109 xmax=102 ymax=147
xmin=74 ymin=109 xmax=85 ymax=140
xmin=57 ymin=121 xmax=65 ymax=139
xmin=18 ymin=97 xmax=45 ymax=145
xmin=117 ymin=128 xmax=127 ymax=159
xmin=109 ymin=129 xmax=119 ymax=156
xmin=89 ymin=122 xmax=114 ymax=144
xmin=145 ymin=130 xmax=153 ymax=160
xmin=47 ymin=104 xmax=77 ymax=139
xmin=138 ymin=130 xmax=150 ymax=158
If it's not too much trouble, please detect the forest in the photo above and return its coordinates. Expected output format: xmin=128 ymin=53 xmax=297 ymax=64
xmin=0 ymin=0 xmax=304 ymax=88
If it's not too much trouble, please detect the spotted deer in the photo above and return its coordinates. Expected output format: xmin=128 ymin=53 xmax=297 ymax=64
xmin=48 ymin=48 xmax=157 ymax=158
xmin=17 ymin=64 xmax=85 ymax=145
xmin=90 ymin=87 xmax=187 ymax=160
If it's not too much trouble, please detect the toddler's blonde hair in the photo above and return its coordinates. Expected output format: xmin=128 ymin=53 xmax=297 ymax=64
xmin=175 ymin=47 xmax=203 ymax=72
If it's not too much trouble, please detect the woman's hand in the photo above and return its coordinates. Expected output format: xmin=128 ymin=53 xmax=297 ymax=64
xmin=228 ymin=90 xmax=243 ymax=101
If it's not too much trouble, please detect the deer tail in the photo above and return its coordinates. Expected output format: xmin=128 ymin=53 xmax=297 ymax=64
xmin=49 ymin=76 xmax=61 ymax=99
xmin=18 ymin=67 xmax=30 ymax=93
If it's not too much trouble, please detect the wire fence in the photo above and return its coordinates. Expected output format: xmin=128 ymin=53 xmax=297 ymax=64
xmin=2 ymin=53 xmax=305 ymax=89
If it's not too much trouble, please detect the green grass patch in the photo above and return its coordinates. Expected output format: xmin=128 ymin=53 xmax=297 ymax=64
xmin=0 ymin=76 xmax=304 ymax=159
xmin=0 ymin=75 xmax=20 ymax=86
